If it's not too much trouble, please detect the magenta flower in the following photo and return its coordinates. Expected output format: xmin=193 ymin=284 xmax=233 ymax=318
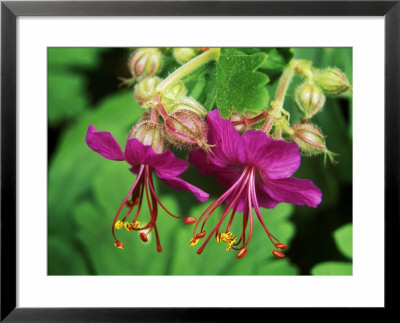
xmin=189 ymin=110 xmax=322 ymax=258
xmin=86 ymin=125 xmax=209 ymax=252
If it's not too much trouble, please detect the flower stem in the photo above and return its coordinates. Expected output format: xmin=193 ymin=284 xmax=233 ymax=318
xmin=262 ymin=65 xmax=295 ymax=133
xmin=156 ymin=48 xmax=221 ymax=93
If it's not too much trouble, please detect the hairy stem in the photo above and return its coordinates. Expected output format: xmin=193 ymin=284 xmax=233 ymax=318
xmin=262 ymin=65 xmax=295 ymax=133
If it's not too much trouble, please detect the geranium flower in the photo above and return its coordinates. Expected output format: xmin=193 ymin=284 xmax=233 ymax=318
xmin=85 ymin=125 xmax=209 ymax=252
xmin=189 ymin=110 xmax=322 ymax=259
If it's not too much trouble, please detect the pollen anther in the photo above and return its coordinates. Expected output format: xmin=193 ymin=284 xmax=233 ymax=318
xmin=115 ymin=220 xmax=123 ymax=230
xmin=114 ymin=240 xmax=125 ymax=249
xmin=272 ymin=250 xmax=285 ymax=258
xmin=190 ymin=237 xmax=199 ymax=246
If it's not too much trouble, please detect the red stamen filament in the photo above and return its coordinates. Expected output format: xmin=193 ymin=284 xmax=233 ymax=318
xmin=112 ymin=165 xmax=145 ymax=243
xmin=196 ymin=167 xmax=252 ymax=254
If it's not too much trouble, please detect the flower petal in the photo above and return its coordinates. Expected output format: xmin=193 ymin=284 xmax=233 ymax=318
xmin=85 ymin=125 xmax=124 ymax=161
xmin=263 ymin=177 xmax=322 ymax=208
xmin=206 ymin=110 xmax=240 ymax=166
xmin=125 ymin=138 xmax=188 ymax=178
xmin=161 ymin=177 xmax=210 ymax=202
xmin=189 ymin=150 xmax=244 ymax=188
xmin=189 ymin=150 xmax=221 ymax=176
xmin=259 ymin=140 xmax=301 ymax=180
xmin=238 ymin=131 xmax=300 ymax=180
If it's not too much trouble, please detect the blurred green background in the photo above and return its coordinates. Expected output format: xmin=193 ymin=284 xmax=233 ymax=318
xmin=48 ymin=47 xmax=352 ymax=275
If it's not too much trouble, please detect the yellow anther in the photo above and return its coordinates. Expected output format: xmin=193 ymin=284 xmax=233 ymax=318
xmin=114 ymin=240 xmax=125 ymax=249
xmin=132 ymin=221 xmax=141 ymax=230
xmin=124 ymin=222 xmax=132 ymax=232
xmin=216 ymin=234 xmax=221 ymax=243
xmin=115 ymin=220 xmax=123 ymax=230
xmin=220 ymin=232 xmax=232 ymax=243
xmin=226 ymin=237 xmax=237 ymax=252
xmin=190 ymin=237 xmax=199 ymax=246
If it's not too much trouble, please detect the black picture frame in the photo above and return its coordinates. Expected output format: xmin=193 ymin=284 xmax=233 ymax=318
xmin=1 ymin=0 xmax=398 ymax=321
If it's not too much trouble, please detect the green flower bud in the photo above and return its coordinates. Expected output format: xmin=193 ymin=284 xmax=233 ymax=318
xmin=314 ymin=68 xmax=351 ymax=96
xmin=128 ymin=120 xmax=165 ymax=154
xmin=128 ymin=48 xmax=163 ymax=80
xmin=134 ymin=76 xmax=162 ymax=106
xmin=165 ymin=96 xmax=207 ymax=117
xmin=172 ymin=48 xmax=198 ymax=64
xmin=293 ymin=122 xmax=326 ymax=155
xmin=292 ymin=122 xmax=337 ymax=165
xmin=295 ymin=82 xmax=326 ymax=119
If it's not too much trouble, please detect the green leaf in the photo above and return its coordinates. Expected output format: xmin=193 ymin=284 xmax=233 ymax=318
xmin=216 ymin=48 xmax=270 ymax=117
xmin=311 ymin=261 xmax=352 ymax=275
xmin=48 ymin=48 xmax=109 ymax=69
xmin=260 ymin=48 xmax=294 ymax=71
xmin=333 ymin=223 xmax=352 ymax=259
xmin=256 ymin=258 xmax=299 ymax=275
xmin=48 ymin=71 xmax=89 ymax=125
xmin=48 ymin=235 xmax=89 ymax=275
xmin=48 ymin=90 xmax=142 ymax=235
xmin=200 ymin=64 xmax=218 ymax=111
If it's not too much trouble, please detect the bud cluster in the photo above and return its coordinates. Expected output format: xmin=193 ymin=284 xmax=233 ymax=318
xmin=126 ymin=49 xmax=211 ymax=155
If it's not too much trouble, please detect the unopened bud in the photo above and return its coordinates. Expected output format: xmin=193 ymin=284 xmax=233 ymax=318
xmin=292 ymin=122 xmax=338 ymax=165
xmin=134 ymin=76 xmax=162 ymax=106
xmin=295 ymin=82 xmax=326 ymax=119
xmin=173 ymin=48 xmax=198 ymax=64
xmin=292 ymin=122 xmax=327 ymax=155
xmin=129 ymin=121 xmax=165 ymax=154
xmin=128 ymin=48 xmax=163 ymax=80
xmin=163 ymin=109 xmax=209 ymax=151
xmin=165 ymin=96 xmax=207 ymax=117
xmin=314 ymin=68 xmax=351 ymax=96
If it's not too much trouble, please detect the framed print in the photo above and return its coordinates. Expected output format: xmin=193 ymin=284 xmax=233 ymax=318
xmin=1 ymin=0 xmax=398 ymax=320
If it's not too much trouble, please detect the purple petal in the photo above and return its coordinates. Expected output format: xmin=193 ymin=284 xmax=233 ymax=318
xmin=226 ymin=183 xmax=279 ymax=213
xmin=206 ymin=110 xmax=240 ymax=166
xmin=85 ymin=125 xmax=124 ymax=161
xmin=262 ymin=177 xmax=322 ymax=208
xmin=189 ymin=150 xmax=221 ymax=177
xmin=238 ymin=131 xmax=300 ymax=180
xmin=125 ymin=139 xmax=188 ymax=178
xmin=161 ymin=177 xmax=209 ymax=202
xmin=189 ymin=150 xmax=244 ymax=188
xmin=256 ymin=185 xmax=280 ymax=209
